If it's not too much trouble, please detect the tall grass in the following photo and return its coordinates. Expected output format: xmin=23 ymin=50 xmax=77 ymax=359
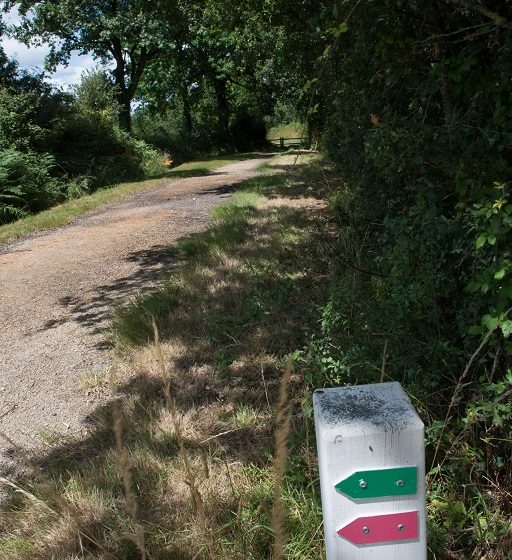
xmin=271 ymin=361 xmax=293 ymax=560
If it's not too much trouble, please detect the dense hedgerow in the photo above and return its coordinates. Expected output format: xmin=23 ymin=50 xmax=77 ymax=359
xmin=291 ymin=3 xmax=512 ymax=556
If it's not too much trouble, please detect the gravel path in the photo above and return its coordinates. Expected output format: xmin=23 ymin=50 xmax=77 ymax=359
xmin=0 ymin=156 xmax=271 ymax=474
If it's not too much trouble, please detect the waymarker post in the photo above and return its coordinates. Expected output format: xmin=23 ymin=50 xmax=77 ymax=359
xmin=313 ymin=382 xmax=427 ymax=560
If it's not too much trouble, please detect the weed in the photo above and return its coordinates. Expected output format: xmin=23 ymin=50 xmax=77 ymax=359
xmin=229 ymin=406 xmax=262 ymax=429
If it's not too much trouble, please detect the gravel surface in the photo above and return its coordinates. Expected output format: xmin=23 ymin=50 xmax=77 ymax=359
xmin=0 ymin=156 xmax=271 ymax=476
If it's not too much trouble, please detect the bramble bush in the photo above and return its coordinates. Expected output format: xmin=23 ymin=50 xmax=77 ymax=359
xmin=0 ymin=148 xmax=61 ymax=224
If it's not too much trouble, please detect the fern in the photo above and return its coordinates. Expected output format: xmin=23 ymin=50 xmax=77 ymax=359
xmin=0 ymin=148 xmax=63 ymax=224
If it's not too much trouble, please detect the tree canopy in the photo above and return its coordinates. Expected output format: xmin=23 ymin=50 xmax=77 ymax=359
xmin=5 ymin=0 xmax=184 ymax=130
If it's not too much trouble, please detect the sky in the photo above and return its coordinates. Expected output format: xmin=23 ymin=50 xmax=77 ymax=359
xmin=1 ymin=7 xmax=97 ymax=89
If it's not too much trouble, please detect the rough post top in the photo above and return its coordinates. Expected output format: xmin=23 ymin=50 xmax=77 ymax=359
xmin=313 ymin=382 xmax=423 ymax=435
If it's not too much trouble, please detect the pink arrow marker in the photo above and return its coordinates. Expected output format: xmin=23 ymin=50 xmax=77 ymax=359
xmin=337 ymin=511 xmax=419 ymax=545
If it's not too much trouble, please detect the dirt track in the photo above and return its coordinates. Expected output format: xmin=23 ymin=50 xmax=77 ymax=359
xmin=0 ymin=156 xmax=271 ymax=473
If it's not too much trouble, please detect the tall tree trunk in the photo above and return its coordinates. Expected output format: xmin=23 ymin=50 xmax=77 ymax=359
xmin=182 ymin=84 xmax=192 ymax=135
xmin=112 ymin=39 xmax=132 ymax=132
xmin=214 ymin=77 xmax=230 ymax=139
xmin=110 ymin=37 xmax=153 ymax=133
xmin=118 ymin=94 xmax=132 ymax=132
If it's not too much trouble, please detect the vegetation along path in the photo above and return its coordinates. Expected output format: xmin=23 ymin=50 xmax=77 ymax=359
xmin=0 ymin=156 xmax=272 ymax=474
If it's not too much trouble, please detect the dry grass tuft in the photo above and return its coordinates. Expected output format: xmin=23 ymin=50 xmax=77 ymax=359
xmin=0 ymin=432 xmax=119 ymax=560
xmin=152 ymin=319 xmax=218 ymax=559
xmin=112 ymin=402 xmax=147 ymax=559
xmin=271 ymin=361 xmax=293 ymax=560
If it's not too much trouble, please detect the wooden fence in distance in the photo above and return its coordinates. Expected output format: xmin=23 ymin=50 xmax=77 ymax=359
xmin=269 ymin=136 xmax=310 ymax=148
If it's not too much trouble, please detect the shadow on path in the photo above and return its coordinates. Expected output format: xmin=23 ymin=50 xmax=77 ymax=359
xmin=38 ymin=172 xmax=264 ymax=337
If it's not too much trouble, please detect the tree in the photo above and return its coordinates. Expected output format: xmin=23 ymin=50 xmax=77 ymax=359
xmin=73 ymin=68 xmax=118 ymax=118
xmin=137 ymin=0 xmax=286 ymax=145
xmin=5 ymin=0 xmax=182 ymax=131
xmin=0 ymin=16 xmax=18 ymax=87
xmin=0 ymin=45 xmax=17 ymax=86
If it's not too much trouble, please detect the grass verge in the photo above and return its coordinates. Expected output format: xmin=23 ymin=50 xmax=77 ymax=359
xmin=266 ymin=122 xmax=305 ymax=141
xmin=0 ymin=153 xmax=260 ymax=246
xmin=0 ymin=155 xmax=329 ymax=560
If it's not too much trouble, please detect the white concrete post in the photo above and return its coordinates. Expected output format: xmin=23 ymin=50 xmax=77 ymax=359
xmin=313 ymin=382 xmax=426 ymax=560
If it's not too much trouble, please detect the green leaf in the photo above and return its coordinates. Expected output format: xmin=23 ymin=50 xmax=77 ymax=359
xmin=321 ymin=45 xmax=331 ymax=59
xmin=303 ymin=78 xmax=318 ymax=92
xmin=505 ymin=369 xmax=512 ymax=385
xmin=335 ymin=22 xmax=348 ymax=37
xmin=494 ymin=268 xmax=506 ymax=280
xmin=482 ymin=314 xmax=500 ymax=331
xmin=327 ymin=22 xmax=349 ymax=38
xmin=467 ymin=281 xmax=480 ymax=292
xmin=307 ymin=103 xmax=320 ymax=115
xmin=501 ymin=320 xmax=512 ymax=338
xmin=476 ymin=234 xmax=487 ymax=249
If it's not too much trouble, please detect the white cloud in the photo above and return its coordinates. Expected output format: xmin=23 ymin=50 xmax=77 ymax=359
xmin=2 ymin=35 xmax=97 ymax=88
xmin=2 ymin=5 xmax=22 ymax=25
xmin=48 ymin=53 xmax=98 ymax=89
xmin=2 ymin=36 xmax=50 ymax=69
xmin=1 ymin=7 xmax=102 ymax=89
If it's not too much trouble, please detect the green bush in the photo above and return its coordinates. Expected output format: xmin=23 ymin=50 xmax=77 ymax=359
xmin=0 ymin=148 xmax=62 ymax=224
xmin=312 ymin=1 xmax=512 ymax=390
xmin=0 ymin=88 xmax=45 ymax=150
xmin=132 ymin=138 xmax=168 ymax=178
xmin=0 ymin=61 xmax=169 ymax=226
xmin=46 ymin=112 xmax=144 ymax=188
xmin=133 ymin=109 xmax=196 ymax=164
xmin=0 ymin=103 xmax=167 ymax=225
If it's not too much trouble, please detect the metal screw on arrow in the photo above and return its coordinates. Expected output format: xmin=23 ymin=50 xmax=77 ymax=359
xmin=397 ymin=524 xmax=405 ymax=533
xmin=359 ymin=479 xmax=367 ymax=489
xmin=396 ymin=479 xmax=405 ymax=487
xmin=362 ymin=526 xmax=370 ymax=534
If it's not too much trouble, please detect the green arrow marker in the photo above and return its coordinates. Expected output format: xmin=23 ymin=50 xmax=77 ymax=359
xmin=335 ymin=466 xmax=417 ymax=499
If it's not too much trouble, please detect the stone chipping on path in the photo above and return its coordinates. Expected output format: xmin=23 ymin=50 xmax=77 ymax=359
xmin=0 ymin=156 xmax=274 ymax=476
